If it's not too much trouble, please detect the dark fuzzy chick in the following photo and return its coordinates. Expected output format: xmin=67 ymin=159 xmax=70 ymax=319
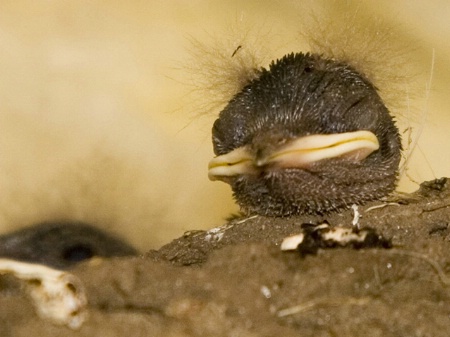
xmin=209 ymin=53 xmax=401 ymax=216
xmin=0 ymin=222 xmax=138 ymax=269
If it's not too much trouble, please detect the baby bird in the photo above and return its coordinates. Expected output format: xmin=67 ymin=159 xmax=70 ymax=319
xmin=208 ymin=52 xmax=401 ymax=216
xmin=0 ymin=222 xmax=137 ymax=269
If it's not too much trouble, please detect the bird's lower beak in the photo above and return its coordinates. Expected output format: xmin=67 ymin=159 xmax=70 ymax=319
xmin=208 ymin=130 xmax=379 ymax=181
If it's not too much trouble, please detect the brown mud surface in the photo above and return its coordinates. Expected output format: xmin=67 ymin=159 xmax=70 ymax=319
xmin=2 ymin=178 xmax=450 ymax=336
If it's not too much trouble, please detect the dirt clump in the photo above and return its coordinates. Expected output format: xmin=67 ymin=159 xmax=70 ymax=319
xmin=2 ymin=178 xmax=450 ymax=336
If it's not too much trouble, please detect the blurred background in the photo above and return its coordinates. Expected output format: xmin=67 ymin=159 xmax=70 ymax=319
xmin=0 ymin=0 xmax=448 ymax=250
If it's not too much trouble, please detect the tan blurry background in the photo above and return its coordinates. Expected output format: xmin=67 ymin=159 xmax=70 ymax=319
xmin=0 ymin=1 xmax=448 ymax=250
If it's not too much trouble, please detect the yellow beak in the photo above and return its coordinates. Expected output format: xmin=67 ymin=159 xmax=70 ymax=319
xmin=208 ymin=130 xmax=379 ymax=181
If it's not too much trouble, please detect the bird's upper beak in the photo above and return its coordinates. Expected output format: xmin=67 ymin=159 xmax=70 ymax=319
xmin=208 ymin=130 xmax=379 ymax=181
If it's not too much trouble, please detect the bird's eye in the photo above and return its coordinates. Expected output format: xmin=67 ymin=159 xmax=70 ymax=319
xmin=62 ymin=244 xmax=95 ymax=262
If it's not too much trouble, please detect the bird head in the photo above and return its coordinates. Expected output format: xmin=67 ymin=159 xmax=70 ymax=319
xmin=208 ymin=53 xmax=401 ymax=216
